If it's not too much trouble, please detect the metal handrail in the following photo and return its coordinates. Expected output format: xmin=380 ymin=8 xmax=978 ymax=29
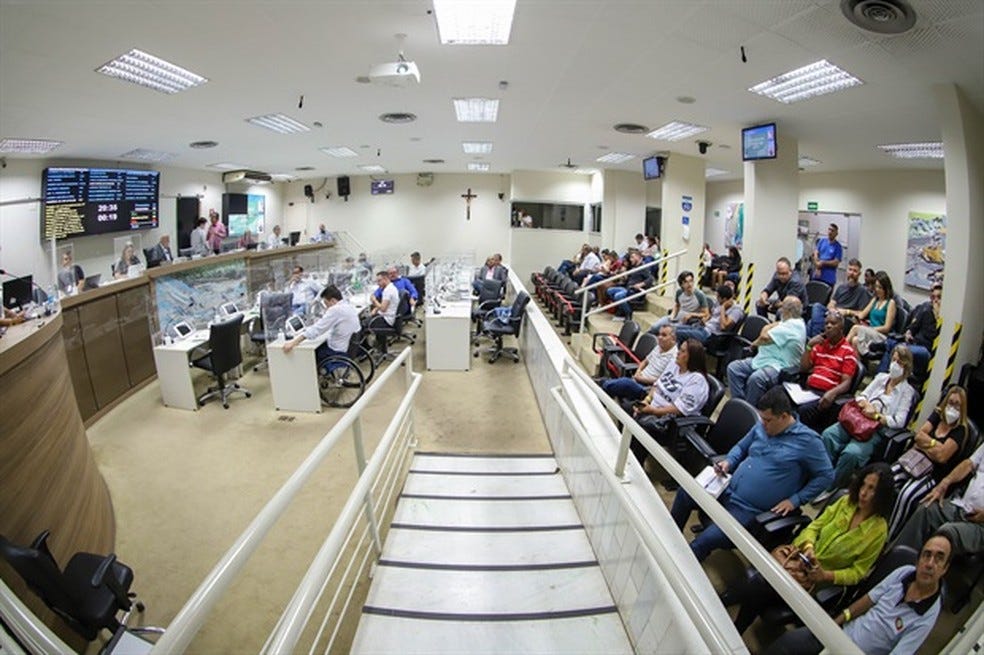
xmin=150 ymin=347 xmax=417 ymax=654
xmin=573 ymin=248 xmax=685 ymax=296
xmin=0 ymin=579 xmax=73 ymax=655
xmin=558 ymin=359 xmax=863 ymax=654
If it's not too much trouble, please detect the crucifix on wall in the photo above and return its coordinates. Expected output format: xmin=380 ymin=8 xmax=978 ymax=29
xmin=461 ymin=188 xmax=477 ymax=220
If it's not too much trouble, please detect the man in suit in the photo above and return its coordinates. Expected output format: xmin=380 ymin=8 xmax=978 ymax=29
xmin=472 ymin=256 xmax=508 ymax=293
xmin=149 ymin=234 xmax=174 ymax=265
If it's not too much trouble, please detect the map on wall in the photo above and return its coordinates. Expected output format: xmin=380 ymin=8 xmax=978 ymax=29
xmin=153 ymin=260 xmax=249 ymax=336
xmin=904 ymin=211 xmax=946 ymax=290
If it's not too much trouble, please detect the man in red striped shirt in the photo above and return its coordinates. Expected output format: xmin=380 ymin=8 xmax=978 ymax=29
xmin=798 ymin=312 xmax=858 ymax=429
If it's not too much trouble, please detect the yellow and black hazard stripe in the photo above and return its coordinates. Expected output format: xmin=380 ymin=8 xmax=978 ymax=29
xmin=910 ymin=317 xmax=943 ymax=425
xmin=940 ymin=322 xmax=962 ymax=392
xmin=741 ymin=262 xmax=755 ymax=314
xmin=659 ymin=249 xmax=669 ymax=296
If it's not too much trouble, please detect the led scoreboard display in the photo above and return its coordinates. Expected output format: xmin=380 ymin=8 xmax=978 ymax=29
xmin=42 ymin=167 xmax=160 ymax=240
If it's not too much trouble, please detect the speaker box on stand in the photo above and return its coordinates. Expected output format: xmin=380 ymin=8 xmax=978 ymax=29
xmin=337 ymin=176 xmax=351 ymax=200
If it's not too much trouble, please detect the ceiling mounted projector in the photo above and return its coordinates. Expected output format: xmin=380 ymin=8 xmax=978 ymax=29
xmin=368 ymin=59 xmax=420 ymax=86
xmin=222 ymin=170 xmax=272 ymax=184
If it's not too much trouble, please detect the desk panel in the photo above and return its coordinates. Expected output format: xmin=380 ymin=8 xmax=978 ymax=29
xmin=60 ymin=307 xmax=99 ymax=422
xmin=117 ymin=286 xmax=155 ymax=386
xmin=78 ymin=296 xmax=129 ymax=408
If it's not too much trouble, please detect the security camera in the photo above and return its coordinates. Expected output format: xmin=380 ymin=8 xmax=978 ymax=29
xmin=697 ymin=141 xmax=711 ymax=155
xmin=498 ymin=192 xmax=505 ymax=201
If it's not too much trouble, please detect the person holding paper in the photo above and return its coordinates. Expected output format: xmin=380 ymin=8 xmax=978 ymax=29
xmin=796 ymin=312 xmax=858 ymax=428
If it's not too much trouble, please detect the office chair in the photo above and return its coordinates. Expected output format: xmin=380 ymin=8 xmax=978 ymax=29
xmin=249 ymin=292 xmax=292 ymax=371
xmin=367 ymin=290 xmax=412 ymax=361
xmin=604 ymin=332 xmax=658 ymax=379
xmin=592 ymin=320 xmax=641 ymax=377
xmin=0 ymin=530 xmax=162 ymax=644
xmin=192 ymin=314 xmax=251 ymax=409
xmin=142 ymin=247 xmax=161 ymax=270
xmin=472 ymin=278 xmax=505 ymax=340
xmin=477 ymin=292 xmax=531 ymax=363
xmin=805 ymin=280 xmax=833 ymax=307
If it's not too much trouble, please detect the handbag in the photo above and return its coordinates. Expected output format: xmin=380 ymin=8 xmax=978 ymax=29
xmin=838 ymin=399 xmax=881 ymax=442
xmin=898 ymin=447 xmax=933 ymax=478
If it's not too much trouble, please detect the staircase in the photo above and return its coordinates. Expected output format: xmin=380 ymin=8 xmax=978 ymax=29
xmin=350 ymin=452 xmax=633 ymax=654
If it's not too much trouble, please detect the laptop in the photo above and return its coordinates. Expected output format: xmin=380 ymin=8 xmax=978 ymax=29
xmin=82 ymin=274 xmax=102 ymax=290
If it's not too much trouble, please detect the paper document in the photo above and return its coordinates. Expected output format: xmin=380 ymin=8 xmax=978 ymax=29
xmin=696 ymin=465 xmax=731 ymax=498
xmin=783 ymin=382 xmax=821 ymax=405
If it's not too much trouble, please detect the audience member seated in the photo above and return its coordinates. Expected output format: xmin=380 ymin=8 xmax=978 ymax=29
xmin=807 ymin=258 xmax=871 ymax=338
xmin=365 ymin=270 xmax=399 ymax=350
xmin=380 ymin=265 xmax=418 ymax=310
xmin=285 ymin=265 xmax=321 ymax=315
xmin=282 ymin=285 xmax=361 ymax=370
xmin=605 ymin=250 xmax=654 ymax=321
xmin=810 ymin=223 xmax=843 ymax=287
xmin=712 ymin=246 xmax=742 ymax=288
xmin=888 ymin=386 xmax=971 ymax=539
xmin=640 ymin=235 xmax=660 ymax=262
xmin=649 ymin=270 xmax=710 ymax=333
xmin=237 ymin=229 xmax=256 ymax=249
xmin=670 ymin=388 xmax=833 ymax=562
xmin=113 ymin=242 xmax=141 ymax=279
xmin=599 ymin=324 xmax=677 ymax=402
xmin=557 ymin=244 xmax=588 ymax=276
xmin=764 ymin=533 xmax=950 ymax=655
xmin=727 ymin=297 xmax=806 ymax=406
xmin=57 ymin=250 xmax=85 ymax=295
xmin=863 ymin=267 xmax=877 ymax=297
xmin=407 ymin=251 xmax=429 ymax=277
xmin=797 ymin=312 xmax=858 ymax=429
xmin=581 ymin=250 xmax=622 ymax=289
xmin=845 ymin=270 xmax=897 ymax=356
xmin=821 ymin=344 xmax=916 ymax=493
xmin=571 ymin=245 xmax=602 ymax=284
xmin=629 ymin=338 xmax=709 ymax=464
xmin=311 ymin=223 xmax=333 ymax=243
xmin=894 ymin=435 xmax=984 ymax=558
xmin=472 ymin=256 xmax=508 ymax=293
xmin=756 ymin=257 xmax=807 ymax=318
xmin=878 ymin=283 xmax=941 ymax=378
xmin=674 ymin=283 xmax=744 ymax=348
xmin=726 ymin=463 xmax=892 ymax=635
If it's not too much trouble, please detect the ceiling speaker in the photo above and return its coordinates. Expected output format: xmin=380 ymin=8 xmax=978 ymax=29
xmin=840 ymin=0 xmax=916 ymax=35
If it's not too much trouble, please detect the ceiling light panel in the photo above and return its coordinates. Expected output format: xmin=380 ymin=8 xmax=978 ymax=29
xmin=245 ymin=114 xmax=309 ymax=134
xmin=359 ymin=165 xmax=387 ymax=173
xmin=646 ymin=121 xmax=709 ymax=141
xmin=749 ymin=59 xmax=863 ymax=104
xmin=468 ymin=162 xmax=491 ymax=171
xmin=0 ymin=138 xmax=62 ymax=154
xmin=596 ymin=152 xmax=635 ymax=164
xmin=320 ymin=146 xmax=359 ymax=158
xmin=798 ymin=156 xmax=822 ymax=167
xmin=462 ymin=141 xmax=493 ymax=154
xmin=434 ymin=0 xmax=517 ymax=45
xmin=96 ymin=49 xmax=207 ymax=94
xmin=120 ymin=148 xmax=176 ymax=161
xmin=877 ymin=142 xmax=944 ymax=159
xmin=705 ymin=167 xmax=730 ymax=178
xmin=208 ymin=162 xmax=249 ymax=170
xmin=453 ymin=98 xmax=499 ymax=122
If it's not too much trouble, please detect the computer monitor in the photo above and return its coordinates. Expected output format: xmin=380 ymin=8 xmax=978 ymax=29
xmin=171 ymin=321 xmax=194 ymax=339
xmin=82 ymin=274 xmax=102 ymax=290
xmin=219 ymin=302 xmax=239 ymax=318
xmin=289 ymin=231 xmax=301 ymax=246
xmin=284 ymin=314 xmax=305 ymax=337
xmin=2 ymin=275 xmax=33 ymax=309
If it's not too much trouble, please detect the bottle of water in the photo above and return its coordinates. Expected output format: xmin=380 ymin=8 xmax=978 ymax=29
xmin=277 ymin=329 xmax=285 ymax=342
xmin=45 ymin=284 xmax=57 ymax=316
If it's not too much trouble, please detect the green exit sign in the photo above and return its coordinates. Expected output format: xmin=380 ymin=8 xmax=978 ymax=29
xmin=807 ymin=201 xmax=819 ymax=211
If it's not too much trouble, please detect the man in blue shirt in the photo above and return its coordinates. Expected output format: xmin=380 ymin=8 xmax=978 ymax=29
xmin=670 ymin=387 xmax=833 ymax=561
xmin=811 ymin=223 xmax=843 ymax=286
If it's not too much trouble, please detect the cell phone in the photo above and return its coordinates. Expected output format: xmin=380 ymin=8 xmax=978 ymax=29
xmin=797 ymin=552 xmax=814 ymax=570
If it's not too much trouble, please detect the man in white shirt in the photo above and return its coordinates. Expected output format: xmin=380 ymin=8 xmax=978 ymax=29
xmin=285 ymin=265 xmax=321 ymax=315
xmin=366 ymin=270 xmax=400 ymax=353
xmin=266 ymin=225 xmax=283 ymax=249
xmin=600 ymin=324 xmax=678 ymax=402
xmin=283 ymin=285 xmax=361 ymax=368
xmin=407 ymin=251 xmax=428 ymax=278
xmin=572 ymin=246 xmax=601 ymax=284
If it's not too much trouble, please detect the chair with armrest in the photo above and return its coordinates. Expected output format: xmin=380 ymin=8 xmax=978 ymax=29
xmin=368 ymin=290 xmax=412 ymax=360
xmin=711 ymin=315 xmax=769 ymax=378
xmin=805 ymin=280 xmax=833 ymax=308
xmin=676 ymin=397 xmax=760 ymax=475
xmin=869 ymin=387 xmax=923 ymax=465
xmin=192 ymin=314 xmax=251 ymax=409
xmin=248 ymin=292 xmax=292 ymax=372
xmin=0 ymin=530 xmax=163 ymax=644
xmin=477 ymin=292 xmax=531 ymax=363
xmin=606 ymin=332 xmax=658 ymax=379
xmin=472 ymin=278 xmax=505 ymax=340
xmin=592 ymin=320 xmax=640 ymax=377
xmin=143 ymin=247 xmax=161 ymax=270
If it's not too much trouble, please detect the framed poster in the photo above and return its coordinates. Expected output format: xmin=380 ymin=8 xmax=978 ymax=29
xmin=904 ymin=211 xmax=946 ymax=290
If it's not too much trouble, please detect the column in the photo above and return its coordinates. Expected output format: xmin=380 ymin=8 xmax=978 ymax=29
xmin=660 ymin=153 xmax=706 ymax=277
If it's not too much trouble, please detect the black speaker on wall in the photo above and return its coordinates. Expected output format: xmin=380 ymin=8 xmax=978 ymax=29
xmin=337 ymin=176 xmax=351 ymax=197
xmin=303 ymin=184 xmax=314 ymax=201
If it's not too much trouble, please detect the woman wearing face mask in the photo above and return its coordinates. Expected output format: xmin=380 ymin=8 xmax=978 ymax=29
xmin=820 ymin=344 xmax=916 ymax=492
xmin=886 ymin=385 xmax=971 ymax=539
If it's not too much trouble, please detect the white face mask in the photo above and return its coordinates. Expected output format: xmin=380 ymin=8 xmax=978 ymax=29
xmin=889 ymin=361 xmax=904 ymax=379
xmin=944 ymin=406 xmax=960 ymax=425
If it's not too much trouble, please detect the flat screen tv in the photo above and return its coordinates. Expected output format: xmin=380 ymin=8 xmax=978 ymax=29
xmin=742 ymin=122 xmax=777 ymax=161
xmin=642 ymin=156 xmax=662 ymax=180
xmin=41 ymin=167 xmax=160 ymax=240
xmin=370 ymin=179 xmax=394 ymax=195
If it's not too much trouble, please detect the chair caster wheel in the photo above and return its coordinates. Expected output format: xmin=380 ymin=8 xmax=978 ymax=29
xmin=245 ymin=392 xmax=252 ymax=398
xmin=223 ymin=403 xmax=229 ymax=409
xmin=136 ymin=601 xmax=146 ymax=613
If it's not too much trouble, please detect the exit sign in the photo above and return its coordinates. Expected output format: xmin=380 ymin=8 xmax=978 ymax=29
xmin=807 ymin=201 xmax=819 ymax=211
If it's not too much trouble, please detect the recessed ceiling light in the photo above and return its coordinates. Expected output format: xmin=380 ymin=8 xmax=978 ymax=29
xmin=798 ymin=156 xmax=822 ymax=168
xmin=0 ymin=138 xmax=62 ymax=154
xmin=379 ymin=112 xmax=417 ymax=124
xmin=462 ymin=141 xmax=493 ymax=154
xmin=646 ymin=121 xmax=709 ymax=141
xmin=120 ymin=148 xmax=176 ymax=161
xmin=705 ymin=167 xmax=730 ymax=178
xmin=208 ymin=162 xmax=248 ymax=170
xmin=96 ymin=49 xmax=207 ymax=94
xmin=245 ymin=113 xmax=309 ymax=134
xmin=434 ymin=0 xmax=516 ymax=45
xmin=468 ymin=162 xmax=491 ymax=172
xmin=189 ymin=140 xmax=218 ymax=149
xmin=877 ymin=142 xmax=944 ymax=159
xmin=596 ymin=152 xmax=635 ymax=164
xmin=359 ymin=165 xmax=387 ymax=173
xmin=320 ymin=146 xmax=358 ymax=158
xmin=423 ymin=159 xmax=446 ymax=164
xmin=453 ymin=98 xmax=499 ymax=122
xmin=749 ymin=59 xmax=863 ymax=104
xmin=613 ymin=123 xmax=649 ymax=134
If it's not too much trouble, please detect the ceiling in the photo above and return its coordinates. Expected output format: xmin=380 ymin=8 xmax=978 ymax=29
xmin=1 ymin=0 xmax=981 ymax=182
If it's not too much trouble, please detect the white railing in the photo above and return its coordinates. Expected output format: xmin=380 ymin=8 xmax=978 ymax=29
xmin=330 ymin=230 xmax=367 ymax=258
xmin=557 ymin=358 xmax=863 ymax=654
xmin=0 ymin=579 xmax=73 ymax=655
xmin=149 ymin=347 xmax=420 ymax=654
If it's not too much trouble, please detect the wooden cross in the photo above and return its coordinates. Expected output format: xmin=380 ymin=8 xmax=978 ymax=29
xmin=461 ymin=188 xmax=477 ymax=220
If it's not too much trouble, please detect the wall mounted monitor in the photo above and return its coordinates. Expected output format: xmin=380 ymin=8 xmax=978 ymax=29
xmin=224 ymin=193 xmax=265 ymax=236
xmin=642 ymin=156 xmax=663 ymax=180
xmin=742 ymin=122 xmax=777 ymax=161
xmin=370 ymin=179 xmax=395 ymax=195
xmin=41 ymin=167 xmax=160 ymax=240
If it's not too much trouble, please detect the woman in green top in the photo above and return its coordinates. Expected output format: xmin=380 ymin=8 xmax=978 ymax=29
xmin=727 ymin=462 xmax=894 ymax=634
xmin=845 ymin=270 xmax=897 ymax=355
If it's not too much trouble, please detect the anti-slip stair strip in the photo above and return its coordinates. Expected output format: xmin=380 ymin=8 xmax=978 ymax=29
xmin=407 ymin=469 xmax=558 ymax=476
xmin=399 ymin=493 xmax=572 ymax=501
xmin=361 ymin=605 xmax=619 ymax=622
xmin=413 ymin=451 xmax=556 ymax=458
xmin=389 ymin=522 xmax=584 ymax=533
xmin=376 ymin=559 xmax=599 ymax=572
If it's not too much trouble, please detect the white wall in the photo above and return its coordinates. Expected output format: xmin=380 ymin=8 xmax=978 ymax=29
xmin=603 ymin=170 xmax=647 ymax=254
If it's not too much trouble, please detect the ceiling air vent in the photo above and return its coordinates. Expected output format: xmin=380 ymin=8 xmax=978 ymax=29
xmin=379 ymin=112 xmax=417 ymax=124
xmin=841 ymin=0 xmax=916 ymax=35
xmin=614 ymin=123 xmax=649 ymax=134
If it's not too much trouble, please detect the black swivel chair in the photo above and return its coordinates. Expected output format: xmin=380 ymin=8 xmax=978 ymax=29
xmin=478 ymin=292 xmax=531 ymax=363
xmin=192 ymin=314 xmax=251 ymax=409
xmin=805 ymin=280 xmax=833 ymax=308
xmin=0 ymin=530 xmax=161 ymax=643
xmin=472 ymin=278 xmax=505 ymax=340
xmin=143 ymin=247 xmax=161 ymax=270
xmin=676 ymin=397 xmax=760 ymax=475
xmin=249 ymin=292 xmax=292 ymax=371
xmin=368 ymin=290 xmax=413 ymax=360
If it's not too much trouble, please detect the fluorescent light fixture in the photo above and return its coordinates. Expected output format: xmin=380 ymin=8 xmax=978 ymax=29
xmin=462 ymin=141 xmax=493 ymax=154
xmin=877 ymin=142 xmax=944 ymax=159
xmin=320 ymin=146 xmax=358 ymax=158
xmin=798 ymin=156 xmax=822 ymax=168
xmin=468 ymin=162 xmax=491 ymax=171
xmin=705 ymin=167 xmax=730 ymax=178
xmin=358 ymin=165 xmax=387 ymax=173
xmin=646 ymin=121 xmax=709 ymax=141
xmin=434 ymin=0 xmax=516 ymax=45
xmin=0 ymin=138 xmax=62 ymax=154
xmin=749 ymin=59 xmax=863 ymax=104
xmin=120 ymin=148 xmax=176 ymax=162
xmin=245 ymin=113 xmax=310 ymax=134
xmin=96 ymin=49 xmax=207 ymax=94
xmin=208 ymin=162 xmax=248 ymax=170
xmin=572 ymin=168 xmax=598 ymax=175
xmin=453 ymin=98 xmax=499 ymax=122
xmin=596 ymin=152 xmax=634 ymax=164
